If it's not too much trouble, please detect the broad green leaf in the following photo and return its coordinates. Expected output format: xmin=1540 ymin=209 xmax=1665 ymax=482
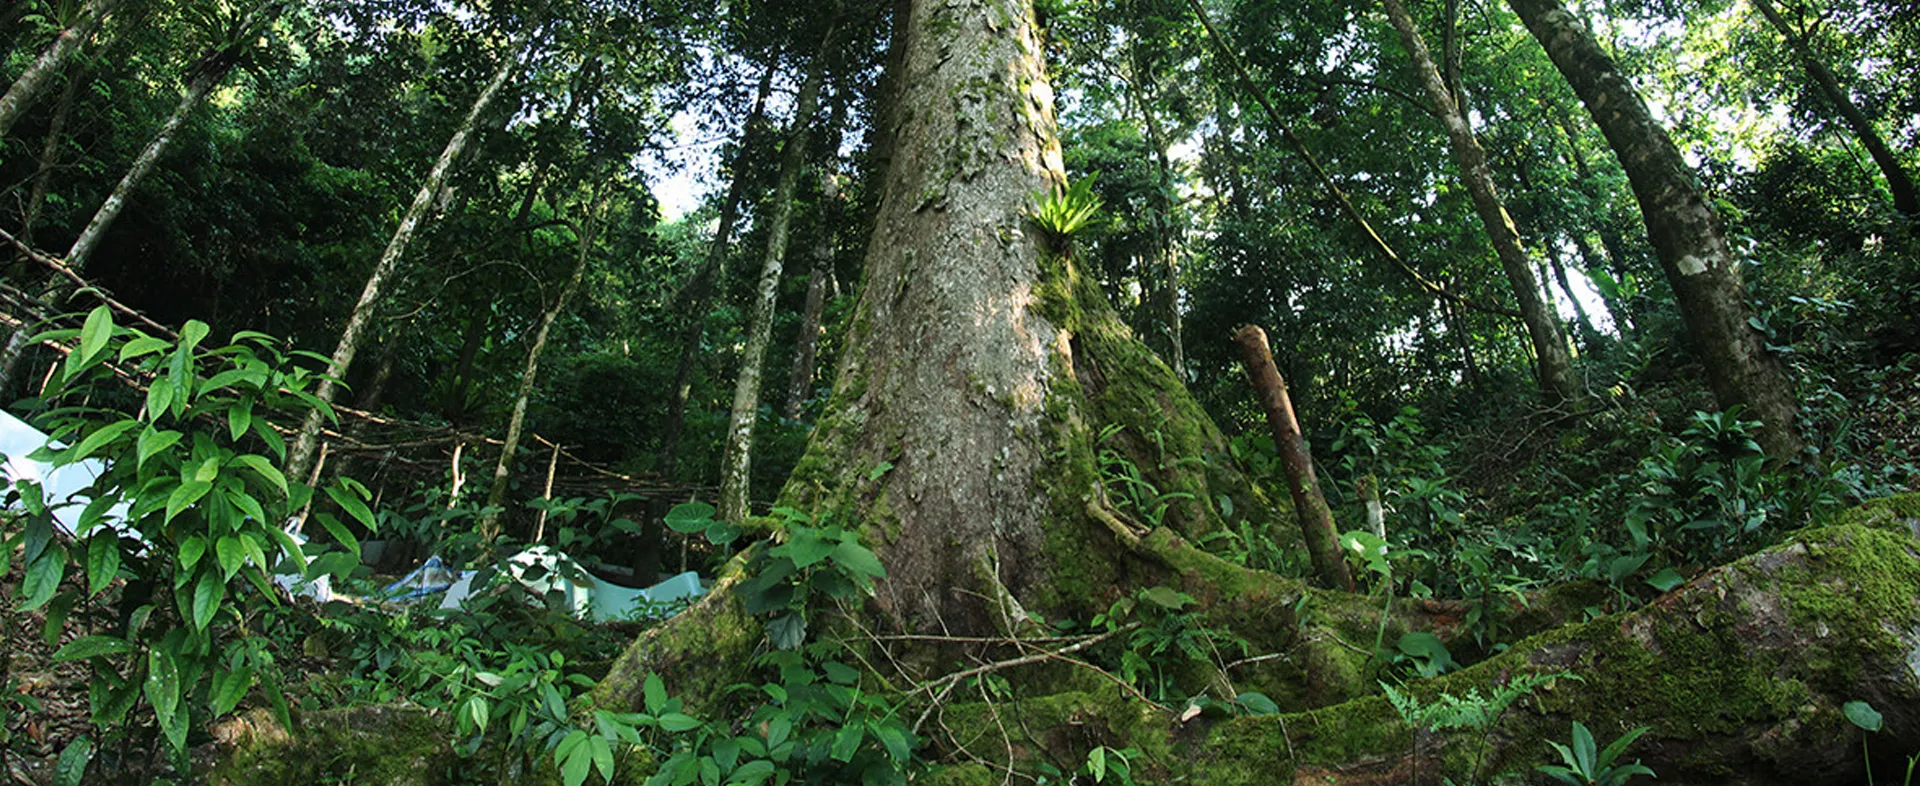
xmin=590 ymin=736 xmax=614 ymax=784
xmin=228 ymin=399 xmax=252 ymax=441
xmin=704 ymin=521 xmax=742 ymax=546
xmin=146 ymin=649 xmax=182 ymax=751
xmin=829 ymin=541 xmax=886 ymax=579
xmin=53 ymin=635 xmax=134 ymax=661
xmin=657 ymin=713 xmax=702 ymax=732
xmin=871 ymin=723 xmax=911 ymax=763
xmin=191 ymin=567 xmax=225 ymax=631
xmin=53 ymin=737 xmax=92 ymax=786
xmin=830 ymin=724 xmax=863 ymax=763
xmin=21 ymin=547 xmax=65 ymax=611
xmin=1844 ymin=700 xmax=1884 ymax=732
xmin=234 ymin=454 xmax=288 ymax=497
xmin=212 ymin=664 xmax=254 ymax=716
xmin=664 ymin=501 xmax=716 ymax=533
xmin=463 ymin=696 xmax=491 ymax=735
xmin=1140 ymin=586 xmax=1192 ymax=610
xmin=767 ymin=613 xmax=806 ymax=651
xmin=325 ymin=483 xmax=375 ymax=529
xmin=317 ymin=514 xmax=361 ymax=560
xmin=181 ymin=320 xmax=210 ymax=350
xmin=643 ymin=673 xmax=668 ymax=715
xmin=145 ymin=377 xmax=176 ymax=422
xmin=179 ymin=536 xmax=207 ymax=572
xmin=119 ymin=336 xmax=170 ymax=363
xmin=137 ymin=427 xmax=184 ymax=470
xmin=1089 ymin=746 xmax=1107 ymax=781
xmin=78 ymin=306 xmax=113 ymax=367
xmin=1234 ymin=692 xmax=1281 ymax=716
xmin=165 ymin=480 xmax=213 ymax=524
xmin=65 ymin=420 xmax=136 ymax=465
xmin=1645 ymin=568 xmax=1686 ymax=593
xmin=779 ymin=533 xmax=835 ymax=569
xmin=216 ymin=535 xmax=245 ymax=579
xmin=86 ymin=534 xmax=121 ymax=596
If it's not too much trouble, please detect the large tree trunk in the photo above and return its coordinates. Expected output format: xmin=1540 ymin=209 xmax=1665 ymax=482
xmin=718 ymin=36 xmax=835 ymax=524
xmin=656 ymin=61 xmax=775 ymax=480
xmin=64 ymin=67 xmax=221 ymax=274
xmin=1750 ymin=0 xmax=1918 ymax=217
xmin=285 ymin=29 xmax=532 ymax=481
xmin=597 ymin=0 xmax=1274 ymax=710
xmin=0 ymin=0 xmax=124 ymax=141
xmin=1506 ymin=0 xmax=1803 ymax=460
xmin=1384 ymin=0 xmax=1580 ymax=406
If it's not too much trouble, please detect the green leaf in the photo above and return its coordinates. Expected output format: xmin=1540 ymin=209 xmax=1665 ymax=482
xmin=53 ymin=737 xmax=92 ymax=786
xmin=119 ymin=336 xmax=169 ymax=363
xmin=664 ymin=501 xmax=716 ymax=533
xmin=212 ymin=663 xmax=254 ymax=716
xmin=21 ymin=547 xmax=65 ymax=611
xmin=871 ymin=723 xmax=911 ymax=763
xmin=191 ymin=567 xmax=225 ymax=631
xmin=86 ymin=535 xmax=121 ymax=596
xmin=179 ymin=536 xmax=208 ymax=572
xmin=1645 ymin=568 xmax=1686 ymax=593
xmin=165 ymin=480 xmax=213 ymax=524
xmin=1844 ymin=700 xmax=1884 ymax=732
xmin=830 ymin=724 xmax=863 ymax=763
xmin=234 ymin=454 xmax=288 ymax=497
xmin=53 ymin=635 xmax=134 ymax=662
xmin=228 ymin=399 xmax=252 ymax=441
xmin=867 ymin=461 xmax=894 ymax=480
xmin=657 ymin=712 xmax=702 ymax=732
xmin=181 ymin=320 xmax=210 ymax=350
xmin=558 ymin=730 xmax=592 ymax=786
xmin=145 ymin=376 xmax=175 ymax=422
xmin=216 ymin=536 xmax=245 ymax=579
xmin=325 ymin=483 xmax=376 ymax=529
xmin=146 ymin=649 xmax=183 ymax=753
xmin=1089 ymin=746 xmax=1107 ymax=781
xmin=829 ymin=541 xmax=886 ymax=579
xmin=1140 ymin=586 xmax=1192 ymax=610
xmin=64 ymin=420 xmax=136 ymax=466
xmin=463 ymin=696 xmax=490 ymax=735
xmin=1234 ymin=692 xmax=1280 ymax=716
xmin=317 ymin=514 xmax=361 ymax=560
xmin=822 ymin=661 xmax=861 ymax=685
xmin=643 ymin=673 xmax=668 ymax=715
xmin=778 ymin=532 xmax=837 ymax=568
xmin=705 ymin=520 xmax=742 ymax=546
xmin=767 ymin=613 xmax=807 ymax=651
xmin=137 ymin=427 xmax=184 ymax=470
xmin=78 ymin=306 xmax=114 ymax=364
xmin=590 ymin=736 xmax=614 ymax=784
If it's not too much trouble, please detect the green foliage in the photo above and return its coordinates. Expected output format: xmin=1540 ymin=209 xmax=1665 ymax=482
xmin=1535 ymin=721 xmax=1655 ymax=786
xmin=6 ymin=308 xmax=368 ymax=773
xmin=1382 ymin=671 xmax=1571 ymax=783
xmin=1028 ymin=175 xmax=1107 ymax=246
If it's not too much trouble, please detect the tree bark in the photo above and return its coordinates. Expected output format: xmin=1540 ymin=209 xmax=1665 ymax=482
xmin=656 ymin=61 xmax=776 ymax=481
xmin=64 ymin=68 xmax=220 ymax=274
xmin=20 ymin=66 xmax=84 ymax=244
xmin=1506 ymin=0 xmax=1803 ymax=460
xmin=1232 ymin=325 xmax=1352 ymax=592
xmin=717 ymin=31 xmax=836 ymax=524
xmin=782 ymin=171 xmax=840 ymax=421
xmin=0 ymin=0 xmax=124 ymax=141
xmin=1383 ymin=0 xmax=1580 ymax=406
xmin=1749 ymin=0 xmax=1918 ymax=217
xmin=286 ymin=28 xmax=534 ymax=481
xmin=480 ymin=207 xmax=599 ymax=541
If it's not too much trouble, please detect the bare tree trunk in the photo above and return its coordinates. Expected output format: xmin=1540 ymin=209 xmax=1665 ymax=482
xmin=20 ymin=68 xmax=84 ymax=243
xmin=1233 ymin=325 xmax=1352 ymax=592
xmin=782 ymin=173 xmax=840 ymax=421
xmin=0 ymin=0 xmax=124 ymax=140
xmin=286 ymin=28 xmax=534 ymax=481
xmin=719 ymin=31 xmax=835 ymax=523
xmin=657 ymin=61 xmax=776 ymax=480
xmin=480 ymin=207 xmax=599 ymax=541
xmin=1507 ymin=0 xmax=1803 ymax=460
xmin=1750 ymin=0 xmax=1917 ymax=217
xmin=64 ymin=69 xmax=218 ymax=273
xmin=1544 ymin=237 xmax=1602 ymax=345
xmin=1384 ymin=0 xmax=1579 ymax=405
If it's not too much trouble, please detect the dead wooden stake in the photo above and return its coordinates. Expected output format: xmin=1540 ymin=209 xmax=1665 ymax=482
xmin=1232 ymin=325 xmax=1355 ymax=592
xmin=289 ymin=441 xmax=330 ymax=537
xmin=532 ymin=440 xmax=560 ymax=543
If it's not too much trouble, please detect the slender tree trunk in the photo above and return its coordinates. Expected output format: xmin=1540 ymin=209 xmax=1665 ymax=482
xmin=1569 ymin=229 xmax=1633 ymax=334
xmin=1140 ymin=102 xmax=1186 ymax=380
xmin=1555 ymin=112 xmax=1643 ymax=326
xmin=1384 ymin=0 xmax=1579 ymax=405
xmin=1233 ymin=325 xmax=1352 ymax=592
xmin=1750 ymin=0 xmax=1917 ymax=216
xmin=719 ymin=32 xmax=835 ymax=523
xmin=64 ymin=69 xmax=219 ymax=273
xmin=480 ymin=208 xmax=599 ymax=541
xmin=1544 ymin=238 xmax=1602 ymax=345
xmin=0 ymin=0 xmax=123 ymax=141
xmin=657 ymin=62 xmax=775 ymax=480
xmin=286 ymin=29 xmax=534 ymax=480
xmin=1507 ymin=0 xmax=1803 ymax=459
xmin=783 ymin=173 xmax=840 ymax=421
xmin=21 ymin=68 xmax=84 ymax=244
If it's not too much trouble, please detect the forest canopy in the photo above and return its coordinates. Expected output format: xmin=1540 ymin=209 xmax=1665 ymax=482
xmin=1 ymin=0 xmax=1917 ymax=783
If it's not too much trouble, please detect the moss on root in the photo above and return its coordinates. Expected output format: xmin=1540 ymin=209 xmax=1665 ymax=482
xmin=208 ymin=706 xmax=455 ymax=786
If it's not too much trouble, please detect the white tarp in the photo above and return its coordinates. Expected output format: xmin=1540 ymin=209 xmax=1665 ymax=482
xmin=0 ymin=409 xmax=129 ymax=536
